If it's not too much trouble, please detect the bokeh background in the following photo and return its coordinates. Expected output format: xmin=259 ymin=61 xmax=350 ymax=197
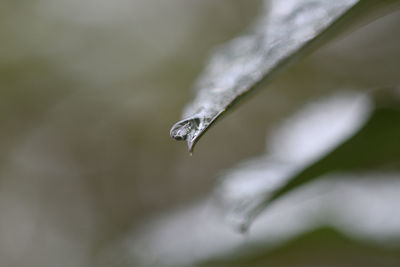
xmin=1 ymin=1 xmax=400 ymax=266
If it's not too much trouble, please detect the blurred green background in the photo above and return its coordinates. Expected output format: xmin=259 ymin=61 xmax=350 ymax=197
xmin=1 ymin=1 xmax=400 ymax=266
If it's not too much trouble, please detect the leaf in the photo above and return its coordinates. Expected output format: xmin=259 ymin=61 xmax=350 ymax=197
xmin=264 ymin=88 xmax=400 ymax=202
xmin=217 ymin=88 xmax=400 ymax=232
xmin=170 ymin=0 xmax=400 ymax=152
xmin=199 ymin=228 xmax=400 ymax=267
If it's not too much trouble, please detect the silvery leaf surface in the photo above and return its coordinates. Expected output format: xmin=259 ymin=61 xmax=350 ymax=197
xmin=170 ymin=0 xmax=399 ymax=152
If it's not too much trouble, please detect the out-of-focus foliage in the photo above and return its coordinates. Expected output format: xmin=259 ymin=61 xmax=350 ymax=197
xmin=236 ymin=88 xmax=400 ymax=230
xmin=123 ymin=92 xmax=400 ymax=266
xmin=200 ymin=228 xmax=400 ymax=267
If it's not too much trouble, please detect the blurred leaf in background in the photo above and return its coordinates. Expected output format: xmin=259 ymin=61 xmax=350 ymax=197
xmin=120 ymin=91 xmax=400 ymax=267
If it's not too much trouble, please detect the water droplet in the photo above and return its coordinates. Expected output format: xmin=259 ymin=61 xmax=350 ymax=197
xmin=170 ymin=120 xmax=192 ymax=141
xmin=170 ymin=116 xmax=202 ymax=152
xmin=170 ymin=117 xmax=200 ymax=140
